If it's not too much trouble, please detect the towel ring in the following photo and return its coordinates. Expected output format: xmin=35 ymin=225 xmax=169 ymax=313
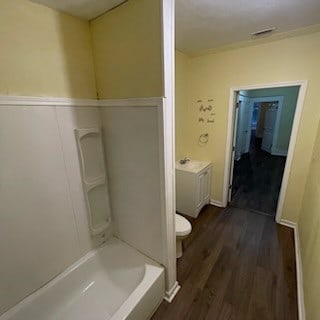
xmin=199 ymin=133 xmax=209 ymax=144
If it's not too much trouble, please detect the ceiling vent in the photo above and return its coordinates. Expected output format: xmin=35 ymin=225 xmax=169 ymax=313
xmin=251 ymin=27 xmax=276 ymax=37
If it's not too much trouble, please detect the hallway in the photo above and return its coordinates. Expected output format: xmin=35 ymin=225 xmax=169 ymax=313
xmin=231 ymin=131 xmax=287 ymax=215
xmin=152 ymin=205 xmax=298 ymax=320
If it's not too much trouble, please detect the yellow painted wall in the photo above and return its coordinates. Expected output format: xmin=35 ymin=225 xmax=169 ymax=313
xmin=175 ymin=51 xmax=190 ymax=160
xmin=298 ymin=121 xmax=320 ymax=320
xmin=90 ymin=0 xmax=163 ymax=99
xmin=176 ymin=31 xmax=320 ymax=222
xmin=0 ymin=0 xmax=96 ymax=98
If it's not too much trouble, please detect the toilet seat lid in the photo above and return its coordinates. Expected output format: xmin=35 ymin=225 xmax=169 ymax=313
xmin=175 ymin=214 xmax=192 ymax=237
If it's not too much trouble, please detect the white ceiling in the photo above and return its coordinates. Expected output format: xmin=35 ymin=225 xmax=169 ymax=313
xmin=176 ymin=0 xmax=320 ymax=54
xmin=30 ymin=0 xmax=127 ymax=20
xmin=29 ymin=0 xmax=320 ymax=52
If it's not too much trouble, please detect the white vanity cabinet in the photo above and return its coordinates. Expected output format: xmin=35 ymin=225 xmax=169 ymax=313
xmin=176 ymin=160 xmax=212 ymax=218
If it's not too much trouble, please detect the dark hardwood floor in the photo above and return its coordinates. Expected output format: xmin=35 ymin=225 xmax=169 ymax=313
xmin=152 ymin=205 xmax=298 ymax=320
xmin=231 ymin=132 xmax=286 ymax=215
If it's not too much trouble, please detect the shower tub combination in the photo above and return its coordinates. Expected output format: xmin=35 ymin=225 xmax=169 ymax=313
xmin=0 ymin=238 xmax=165 ymax=320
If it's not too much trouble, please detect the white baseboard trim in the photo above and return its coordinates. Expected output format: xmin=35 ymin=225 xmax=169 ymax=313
xmin=272 ymin=149 xmax=288 ymax=157
xmin=164 ymin=281 xmax=180 ymax=303
xmin=279 ymin=219 xmax=306 ymax=320
xmin=279 ymin=219 xmax=296 ymax=229
xmin=209 ymin=199 xmax=225 ymax=208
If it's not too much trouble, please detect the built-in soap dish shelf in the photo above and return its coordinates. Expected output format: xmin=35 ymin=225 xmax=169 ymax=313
xmin=75 ymin=127 xmax=111 ymax=236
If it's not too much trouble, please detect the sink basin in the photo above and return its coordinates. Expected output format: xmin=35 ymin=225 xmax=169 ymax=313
xmin=176 ymin=160 xmax=211 ymax=173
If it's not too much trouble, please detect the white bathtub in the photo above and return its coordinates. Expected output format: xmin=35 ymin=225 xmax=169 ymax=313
xmin=0 ymin=238 xmax=165 ymax=320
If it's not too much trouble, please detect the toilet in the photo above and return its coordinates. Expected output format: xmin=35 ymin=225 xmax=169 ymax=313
xmin=175 ymin=213 xmax=192 ymax=258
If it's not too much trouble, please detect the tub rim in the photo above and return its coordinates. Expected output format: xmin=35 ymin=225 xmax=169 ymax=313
xmin=0 ymin=237 xmax=164 ymax=320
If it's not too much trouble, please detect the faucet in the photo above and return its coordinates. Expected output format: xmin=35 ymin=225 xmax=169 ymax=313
xmin=180 ymin=157 xmax=190 ymax=164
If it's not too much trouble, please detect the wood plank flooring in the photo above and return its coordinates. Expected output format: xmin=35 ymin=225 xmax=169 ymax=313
xmin=151 ymin=205 xmax=298 ymax=320
xmin=231 ymin=134 xmax=286 ymax=215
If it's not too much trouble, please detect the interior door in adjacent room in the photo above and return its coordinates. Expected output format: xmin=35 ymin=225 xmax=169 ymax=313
xmin=261 ymin=102 xmax=278 ymax=153
xmin=235 ymin=95 xmax=252 ymax=159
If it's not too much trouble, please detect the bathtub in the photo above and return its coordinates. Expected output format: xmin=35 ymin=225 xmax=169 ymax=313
xmin=0 ymin=237 xmax=165 ymax=320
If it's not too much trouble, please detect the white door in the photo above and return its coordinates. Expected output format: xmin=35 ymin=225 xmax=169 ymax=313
xmin=242 ymin=99 xmax=253 ymax=153
xmin=235 ymin=101 xmax=242 ymax=161
xmin=235 ymin=95 xmax=251 ymax=159
xmin=261 ymin=103 xmax=278 ymax=153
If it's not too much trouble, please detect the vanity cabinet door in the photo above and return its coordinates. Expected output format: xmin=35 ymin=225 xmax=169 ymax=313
xmin=196 ymin=172 xmax=205 ymax=209
xmin=203 ymin=168 xmax=211 ymax=203
xmin=195 ymin=174 xmax=202 ymax=209
xmin=176 ymin=163 xmax=212 ymax=218
xmin=197 ymin=168 xmax=211 ymax=210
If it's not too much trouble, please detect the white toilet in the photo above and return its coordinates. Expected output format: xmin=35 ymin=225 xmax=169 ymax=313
xmin=175 ymin=213 xmax=192 ymax=258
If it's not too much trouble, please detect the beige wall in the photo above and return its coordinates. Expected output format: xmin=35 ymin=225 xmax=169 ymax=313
xmin=0 ymin=0 xmax=96 ymax=98
xmin=248 ymin=86 xmax=300 ymax=152
xmin=90 ymin=0 xmax=163 ymax=99
xmin=298 ymin=121 xmax=320 ymax=320
xmin=0 ymin=0 xmax=164 ymax=100
xmin=176 ymin=31 xmax=320 ymax=222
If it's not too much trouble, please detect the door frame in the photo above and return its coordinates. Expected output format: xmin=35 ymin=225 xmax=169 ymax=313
xmin=228 ymin=92 xmax=240 ymax=202
xmin=223 ymin=81 xmax=308 ymax=223
xmin=249 ymin=96 xmax=284 ymax=155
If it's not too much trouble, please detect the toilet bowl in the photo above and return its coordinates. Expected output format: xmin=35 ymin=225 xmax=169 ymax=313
xmin=175 ymin=213 xmax=192 ymax=258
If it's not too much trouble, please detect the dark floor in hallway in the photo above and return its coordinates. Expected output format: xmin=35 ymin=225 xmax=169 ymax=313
xmin=231 ymin=133 xmax=286 ymax=215
xmin=151 ymin=205 xmax=298 ymax=320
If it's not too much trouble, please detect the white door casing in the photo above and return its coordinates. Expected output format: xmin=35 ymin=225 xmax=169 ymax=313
xmin=228 ymin=92 xmax=240 ymax=202
xmin=223 ymin=81 xmax=307 ymax=227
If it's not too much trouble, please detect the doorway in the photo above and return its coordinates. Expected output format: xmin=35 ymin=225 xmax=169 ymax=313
xmin=232 ymin=93 xmax=288 ymax=215
xmin=224 ymin=82 xmax=307 ymax=221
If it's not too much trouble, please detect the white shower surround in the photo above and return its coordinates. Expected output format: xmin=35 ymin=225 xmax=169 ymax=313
xmin=0 ymin=95 xmax=178 ymax=316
